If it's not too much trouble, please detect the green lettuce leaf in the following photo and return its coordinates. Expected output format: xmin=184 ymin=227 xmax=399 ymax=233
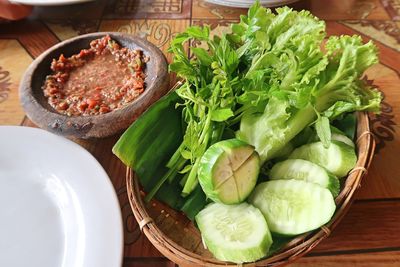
xmin=236 ymin=13 xmax=381 ymax=163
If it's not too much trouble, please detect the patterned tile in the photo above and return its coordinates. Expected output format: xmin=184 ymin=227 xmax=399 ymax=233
xmin=44 ymin=20 xmax=99 ymax=41
xmin=99 ymin=19 xmax=190 ymax=63
xmin=364 ymin=64 xmax=399 ymax=151
xmin=193 ymin=0 xmax=390 ymax=20
xmin=307 ymin=0 xmax=390 ymax=20
xmin=342 ymin=20 xmax=400 ymax=51
xmin=326 ymin=20 xmax=400 ymax=72
xmin=381 ymin=0 xmax=400 ymax=20
xmin=192 ymin=0 xmax=246 ymax=19
xmin=0 ymin=40 xmax=32 ymax=125
xmin=357 ymin=63 xmax=400 ymax=199
xmin=103 ymin=0 xmax=192 ymax=19
xmin=192 ymin=18 xmax=238 ymax=28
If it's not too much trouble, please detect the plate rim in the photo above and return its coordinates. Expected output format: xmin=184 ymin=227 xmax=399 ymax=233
xmin=0 ymin=125 xmax=123 ymax=267
xmin=9 ymin=0 xmax=95 ymax=6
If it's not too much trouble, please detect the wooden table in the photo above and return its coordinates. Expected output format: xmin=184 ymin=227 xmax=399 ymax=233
xmin=1 ymin=0 xmax=399 ymax=266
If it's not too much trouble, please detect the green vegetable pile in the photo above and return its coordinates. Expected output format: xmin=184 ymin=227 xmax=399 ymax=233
xmin=113 ymin=1 xmax=381 ymax=264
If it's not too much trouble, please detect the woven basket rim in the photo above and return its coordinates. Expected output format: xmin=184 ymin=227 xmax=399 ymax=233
xmin=126 ymin=111 xmax=375 ymax=267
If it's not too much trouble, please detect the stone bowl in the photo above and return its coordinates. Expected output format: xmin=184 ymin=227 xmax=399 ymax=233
xmin=19 ymin=32 xmax=169 ymax=138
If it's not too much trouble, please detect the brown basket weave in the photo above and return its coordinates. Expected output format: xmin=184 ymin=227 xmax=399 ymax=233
xmin=126 ymin=112 xmax=375 ymax=267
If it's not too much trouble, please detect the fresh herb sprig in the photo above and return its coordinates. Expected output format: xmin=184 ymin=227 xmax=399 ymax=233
xmin=145 ymin=28 xmax=242 ymax=199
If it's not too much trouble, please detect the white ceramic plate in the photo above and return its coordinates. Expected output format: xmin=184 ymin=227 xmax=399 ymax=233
xmin=10 ymin=0 xmax=95 ymax=6
xmin=0 ymin=126 xmax=122 ymax=267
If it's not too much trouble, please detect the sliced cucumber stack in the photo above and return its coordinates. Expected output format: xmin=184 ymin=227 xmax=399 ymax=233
xmin=249 ymin=179 xmax=336 ymax=235
xmin=289 ymin=141 xmax=357 ymax=177
xmin=195 ymin=202 xmax=272 ymax=263
xmin=270 ymin=159 xmax=340 ymax=197
xmin=198 ymin=139 xmax=260 ymax=204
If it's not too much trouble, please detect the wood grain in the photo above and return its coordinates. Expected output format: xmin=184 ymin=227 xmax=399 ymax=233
xmin=31 ymin=0 xmax=107 ymax=20
xmin=123 ymin=257 xmax=176 ymax=267
xmin=0 ymin=20 xmax=59 ymax=58
xmin=44 ymin=20 xmax=100 ymax=41
xmin=313 ymin=200 xmax=400 ymax=253
xmin=357 ymin=63 xmax=400 ymax=199
xmin=1 ymin=0 xmax=399 ymax=266
xmin=0 ymin=40 xmax=32 ymax=125
xmin=289 ymin=251 xmax=400 ymax=267
xmin=306 ymin=0 xmax=391 ymax=20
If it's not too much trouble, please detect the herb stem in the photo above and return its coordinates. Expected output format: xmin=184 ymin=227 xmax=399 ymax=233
xmin=145 ymin=156 xmax=187 ymax=202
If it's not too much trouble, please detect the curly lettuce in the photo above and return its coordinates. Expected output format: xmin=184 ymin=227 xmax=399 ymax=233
xmin=236 ymin=6 xmax=381 ymax=162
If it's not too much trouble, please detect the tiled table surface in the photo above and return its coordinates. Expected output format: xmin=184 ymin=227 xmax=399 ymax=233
xmin=0 ymin=0 xmax=400 ymax=266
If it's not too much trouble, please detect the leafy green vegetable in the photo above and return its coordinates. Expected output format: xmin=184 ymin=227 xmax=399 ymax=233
xmin=113 ymin=1 xmax=381 ymax=220
xmin=112 ymin=92 xmax=185 ymax=208
xmin=152 ymin=3 xmax=380 ymax=198
xmin=166 ymin=28 xmax=244 ymax=196
xmin=315 ymin=116 xmax=331 ymax=148
xmin=235 ymin=8 xmax=381 ymax=163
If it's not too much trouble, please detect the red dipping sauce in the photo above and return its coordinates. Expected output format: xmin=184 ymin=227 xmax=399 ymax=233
xmin=43 ymin=35 xmax=148 ymax=116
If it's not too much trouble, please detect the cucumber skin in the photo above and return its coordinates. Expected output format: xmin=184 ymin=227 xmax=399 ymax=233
xmin=327 ymin=173 xmax=340 ymax=198
xmin=198 ymin=144 xmax=226 ymax=203
xmin=198 ymin=139 xmax=259 ymax=204
xmin=289 ymin=140 xmax=357 ymax=177
xmin=292 ymin=126 xmax=355 ymax=149
xmin=248 ymin=180 xmax=336 ymax=236
xmin=270 ymin=159 xmax=340 ymax=197
xmin=331 ymin=133 xmax=355 ymax=147
xmin=201 ymin=233 xmax=270 ymax=264
xmin=196 ymin=202 xmax=273 ymax=263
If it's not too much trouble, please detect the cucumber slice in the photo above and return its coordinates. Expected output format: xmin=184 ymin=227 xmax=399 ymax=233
xmin=270 ymin=159 xmax=340 ymax=197
xmin=289 ymin=141 xmax=357 ymax=177
xmin=331 ymin=133 xmax=355 ymax=147
xmin=198 ymin=139 xmax=260 ymax=204
xmin=248 ymin=180 xmax=336 ymax=235
xmin=195 ymin=202 xmax=272 ymax=263
xmin=293 ymin=126 xmax=355 ymax=148
xmin=331 ymin=126 xmax=355 ymax=147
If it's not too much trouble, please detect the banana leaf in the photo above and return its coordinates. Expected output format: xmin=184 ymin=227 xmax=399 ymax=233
xmin=113 ymin=91 xmax=207 ymax=212
xmin=113 ymin=91 xmax=184 ymax=208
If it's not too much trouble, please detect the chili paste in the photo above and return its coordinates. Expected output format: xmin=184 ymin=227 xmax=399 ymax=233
xmin=43 ymin=35 xmax=148 ymax=116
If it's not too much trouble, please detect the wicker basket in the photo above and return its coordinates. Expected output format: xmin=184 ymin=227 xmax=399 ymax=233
xmin=126 ymin=111 xmax=375 ymax=267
